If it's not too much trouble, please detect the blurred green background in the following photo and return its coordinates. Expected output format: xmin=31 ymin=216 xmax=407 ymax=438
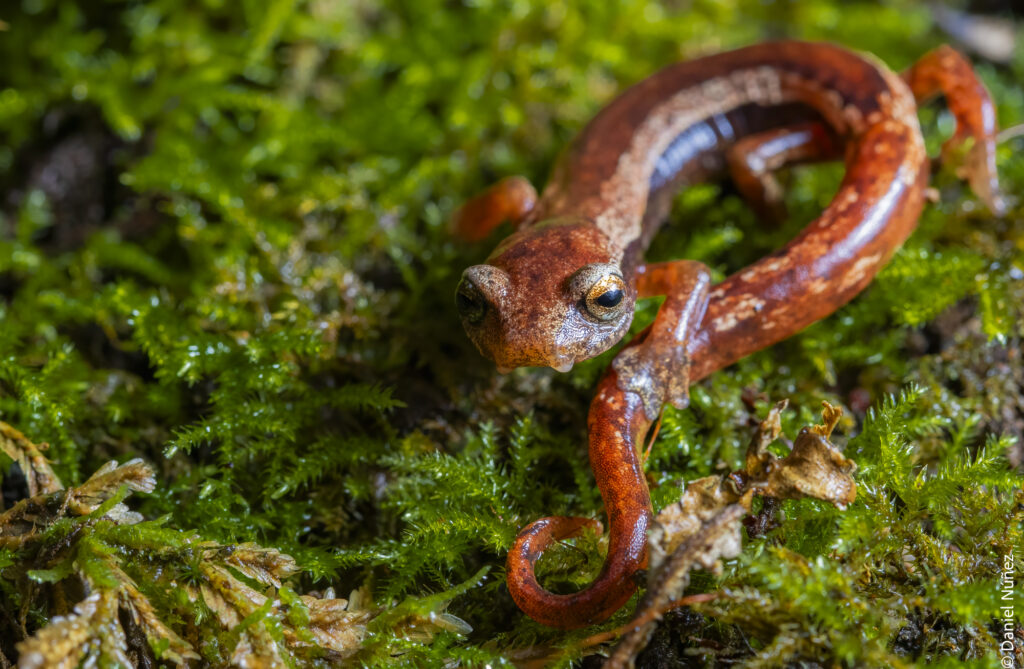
xmin=0 ymin=1 xmax=1021 ymax=666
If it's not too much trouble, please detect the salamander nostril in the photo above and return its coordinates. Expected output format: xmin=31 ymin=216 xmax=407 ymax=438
xmin=455 ymin=278 xmax=488 ymax=325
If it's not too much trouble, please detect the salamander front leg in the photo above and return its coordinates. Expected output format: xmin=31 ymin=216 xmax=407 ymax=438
xmin=612 ymin=260 xmax=712 ymax=420
xmin=451 ymin=175 xmax=538 ymax=242
xmin=725 ymin=122 xmax=841 ymax=224
xmin=903 ymin=45 xmax=1004 ymax=215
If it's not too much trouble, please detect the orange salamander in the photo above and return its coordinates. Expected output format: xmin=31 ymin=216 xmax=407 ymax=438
xmin=452 ymin=41 xmax=1002 ymax=629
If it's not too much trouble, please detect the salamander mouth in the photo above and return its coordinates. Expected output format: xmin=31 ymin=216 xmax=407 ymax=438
xmin=494 ymin=363 xmax=573 ymax=374
xmin=492 ymin=357 xmax=573 ymax=374
xmin=552 ymin=360 xmax=574 ymax=373
xmin=497 ymin=356 xmax=577 ymax=372
xmin=485 ymin=312 xmax=632 ymax=373
xmin=489 ymin=347 xmax=578 ymax=374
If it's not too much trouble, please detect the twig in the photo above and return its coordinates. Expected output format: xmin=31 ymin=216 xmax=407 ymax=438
xmin=603 ymin=504 xmax=746 ymax=669
xmin=997 ymin=123 xmax=1024 ymax=144
xmin=642 ymin=409 xmax=665 ymax=465
xmin=578 ymin=592 xmax=720 ymax=650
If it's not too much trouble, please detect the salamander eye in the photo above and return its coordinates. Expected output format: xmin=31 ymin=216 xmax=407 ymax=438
xmin=584 ymin=274 xmax=626 ymax=321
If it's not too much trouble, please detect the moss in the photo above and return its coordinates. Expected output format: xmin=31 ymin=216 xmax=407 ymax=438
xmin=0 ymin=0 xmax=1021 ymax=666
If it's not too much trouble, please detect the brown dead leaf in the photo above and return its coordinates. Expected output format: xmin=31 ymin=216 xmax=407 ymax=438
xmin=198 ymin=561 xmax=369 ymax=663
xmin=0 ymin=459 xmax=157 ymax=548
xmin=0 ymin=422 xmax=62 ymax=497
xmin=761 ymin=424 xmax=857 ymax=508
xmin=229 ymin=624 xmax=288 ymax=669
xmin=648 ymin=476 xmax=745 ymax=574
xmin=15 ymin=518 xmax=367 ymax=668
xmin=6 ymin=422 xmax=370 ymax=668
xmin=215 ymin=542 xmax=300 ymax=588
xmin=17 ymin=589 xmax=130 ymax=669
xmin=810 ymin=400 xmax=844 ymax=439
xmin=0 ymin=493 xmax=66 ymax=547
xmin=741 ymin=400 xmax=788 ymax=482
xmin=68 ymin=459 xmax=156 ymax=518
xmin=200 ymin=562 xmax=269 ymax=619
xmin=292 ymin=595 xmax=373 ymax=655
xmin=607 ymin=505 xmax=747 ymax=668
xmin=114 ymin=565 xmax=201 ymax=664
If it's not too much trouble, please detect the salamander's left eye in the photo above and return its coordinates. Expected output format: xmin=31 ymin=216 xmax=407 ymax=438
xmin=584 ymin=274 xmax=626 ymax=321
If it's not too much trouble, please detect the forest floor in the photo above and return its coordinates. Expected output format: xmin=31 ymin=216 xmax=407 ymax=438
xmin=0 ymin=1 xmax=1022 ymax=667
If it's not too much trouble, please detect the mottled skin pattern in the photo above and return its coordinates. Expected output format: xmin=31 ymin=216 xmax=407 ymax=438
xmin=453 ymin=41 xmax=1002 ymax=629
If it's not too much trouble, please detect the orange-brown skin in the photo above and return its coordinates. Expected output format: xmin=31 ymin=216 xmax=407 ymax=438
xmin=454 ymin=42 xmax=1002 ymax=629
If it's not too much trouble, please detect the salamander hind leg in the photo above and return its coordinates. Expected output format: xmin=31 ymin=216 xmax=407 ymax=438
xmin=612 ymin=260 xmax=711 ymax=420
xmin=903 ymin=45 xmax=1004 ymax=215
xmin=725 ymin=122 xmax=841 ymax=225
xmin=451 ymin=175 xmax=538 ymax=242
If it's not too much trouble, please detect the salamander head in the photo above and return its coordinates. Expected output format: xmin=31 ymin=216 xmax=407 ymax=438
xmin=456 ymin=219 xmax=635 ymax=373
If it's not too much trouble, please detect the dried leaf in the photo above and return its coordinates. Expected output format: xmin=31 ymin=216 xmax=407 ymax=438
xmin=608 ymin=505 xmax=747 ymax=668
xmin=119 ymin=572 xmax=201 ymax=664
xmin=0 ymin=421 xmax=63 ymax=496
xmin=740 ymin=401 xmax=857 ymax=508
xmin=649 ymin=476 xmax=745 ymax=573
xmin=63 ymin=549 xmax=203 ymax=664
xmin=292 ymin=595 xmax=371 ymax=655
xmin=216 ymin=542 xmax=300 ymax=588
xmin=0 ymin=460 xmax=153 ymax=550
xmin=230 ymin=622 xmax=288 ymax=669
xmin=17 ymin=592 xmax=99 ymax=669
xmin=3 ymin=427 xmax=370 ymax=668
xmin=761 ymin=425 xmax=858 ymax=508
xmin=200 ymin=561 xmax=369 ymax=663
xmin=810 ymin=400 xmax=844 ymax=439
xmin=197 ymin=575 xmax=292 ymax=668
xmin=0 ymin=492 xmax=68 ymax=547
xmin=743 ymin=399 xmax=788 ymax=480
xmin=202 ymin=562 xmax=270 ymax=619
xmin=199 ymin=579 xmax=243 ymax=628
xmin=17 ymin=589 xmax=129 ymax=669
xmin=68 ymin=459 xmax=156 ymax=517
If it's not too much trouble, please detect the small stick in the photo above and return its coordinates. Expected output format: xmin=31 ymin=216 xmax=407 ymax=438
xmin=642 ymin=409 xmax=665 ymax=465
xmin=997 ymin=123 xmax=1024 ymax=144
xmin=578 ymin=592 xmax=720 ymax=650
xmin=603 ymin=505 xmax=746 ymax=668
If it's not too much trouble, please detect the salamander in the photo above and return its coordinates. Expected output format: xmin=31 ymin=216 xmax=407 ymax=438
xmin=452 ymin=41 xmax=1002 ymax=629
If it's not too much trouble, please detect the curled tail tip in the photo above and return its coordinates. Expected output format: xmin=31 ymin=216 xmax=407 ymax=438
xmin=506 ymin=515 xmax=636 ymax=629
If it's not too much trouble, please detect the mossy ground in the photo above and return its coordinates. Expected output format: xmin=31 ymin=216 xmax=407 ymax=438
xmin=0 ymin=1 xmax=1022 ymax=666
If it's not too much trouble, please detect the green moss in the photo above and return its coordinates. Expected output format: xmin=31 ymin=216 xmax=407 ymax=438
xmin=0 ymin=0 xmax=1021 ymax=666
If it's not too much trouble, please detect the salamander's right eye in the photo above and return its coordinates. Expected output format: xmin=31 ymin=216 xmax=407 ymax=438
xmin=584 ymin=274 xmax=626 ymax=321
